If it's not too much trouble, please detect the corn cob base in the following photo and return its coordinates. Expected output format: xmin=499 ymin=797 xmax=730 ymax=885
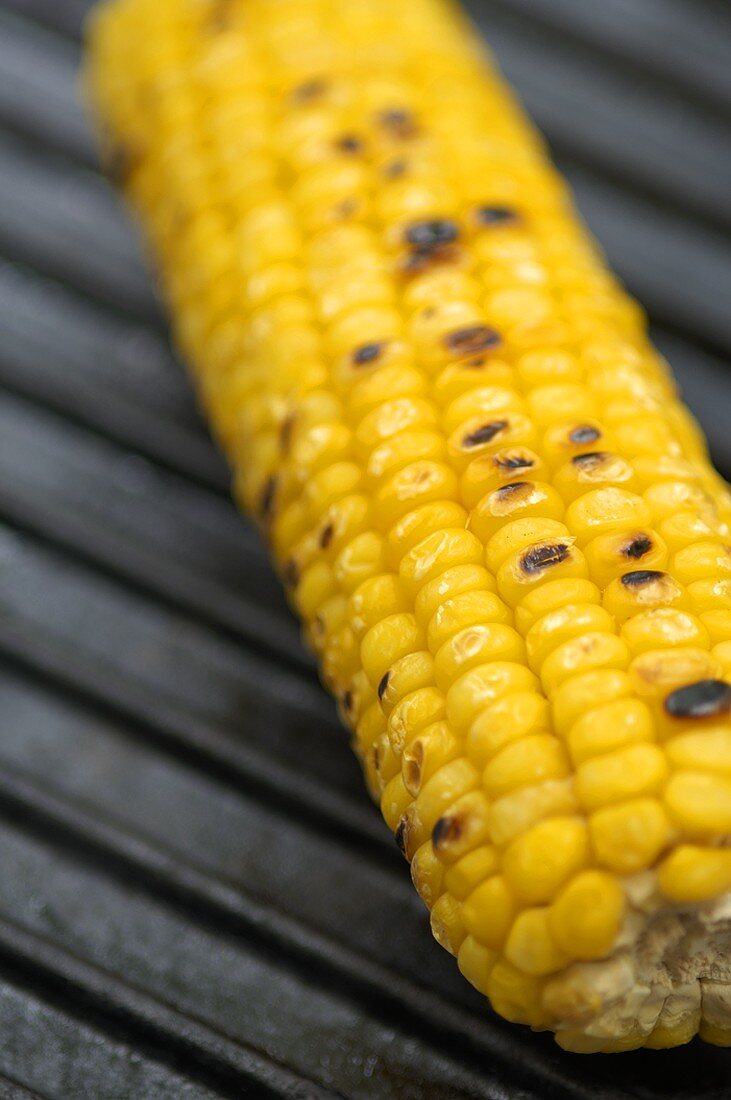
xmin=85 ymin=0 xmax=731 ymax=1052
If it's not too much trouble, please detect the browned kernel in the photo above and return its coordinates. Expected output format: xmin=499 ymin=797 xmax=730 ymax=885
xmin=378 ymin=107 xmax=419 ymax=139
xmin=462 ymin=420 xmax=509 ymax=448
xmin=320 ymin=522 xmax=335 ymax=549
xmin=622 ymin=533 xmax=654 ymax=560
xmin=378 ymin=670 xmax=391 ymax=700
xmin=291 ymin=77 xmax=327 ymax=103
xmin=432 ymin=813 xmax=464 ymax=851
xmin=520 ymin=543 xmax=571 ymax=575
xmin=342 ymin=688 xmax=354 ymax=714
xmin=336 ymin=134 xmax=363 ymax=154
xmin=495 ymin=451 xmax=535 ymax=472
xmin=405 ymin=219 xmax=460 ymax=250
xmin=664 ymin=679 xmax=731 ymax=719
xmin=496 ymin=481 xmax=531 ymax=499
xmin=445 ymin=325 xmax=502 ymax=356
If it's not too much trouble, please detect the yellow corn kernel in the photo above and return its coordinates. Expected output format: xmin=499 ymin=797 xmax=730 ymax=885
xmin=505 ymin=907 xmax=571 ymax=976
xmin=484 ymin=517 xmax=570 ymax=574
xmin=488 ymin=779 xmax=578 ymax=846
xmin=466 ymin=692 xmax=549 ymax=766
xmin=445 ymin=661 xmax=538 ymax=731
xmin=663 ymin=771 xmax=731 ymax=835
xmin=413 ymin=564 xmax=496 ymax=626
xmin=426 ymin=589 xmax=512 ymax=651
xmin=431 ymin=790 xmax=492 ymax=865
xmin=410 ymin=839 xmax=445 ymax=907
xmin=486 ymin=959 xmax=547 ymax=1027
xmin=548 ymin=871 xmax=625 ymax=960
xmin=429 ymin=892 xmax=466 ymax=955
xmin=583 ymin=528 xmax=668 ymax=589
xmin=577 ymin=743 xmax=668 ymax=810
xmin=525 ymin=603 xmax=614 ymax=673
xmin=457 ymin=934 xmax=497 ymax=995
xmin=502 ymin=816 xmax=589 ymax=903
xmin=620 ymin=609 xmax=709 ymax=656
xmin=360 ymin=612 xmax=423 ymax=687
xmin=444 ymin=845 xmax=500 ymax=900
xmin=460 ymin=448 xmax=546 ymax=509
xmin=468 ymin=481 xmax=565 ymax=544
xmin=378 ymin=650 xmax=435 ymax=715
xmin=433 ymin=622 xmax=526 ymax=690
xmin=401 ymin=719 xmax=458 ymax=795
xmin=589 ymin=798 xmax=670 ymax=874
xmin=553 ymin=451 xmax=637 ymax=504
xmin=540 ymin=632 xmax=630 ymax=697
xmin=551 ymin=668 xmax=634 ymax=737
xmin=515 ymin=578 xmax=601 ymax=635
xmin=567 ymin=698 xmax=653 ymax=764
xmin=658 ymin=845 xmax=731 ymax=903
xmin=602 ymin=570 xmax=688 ymax=624
xmin=388 ymin=688 xmax=446 ymax=755
xmin=483 ymin=734 xmax=570 ymax=798
xmin=462 ymin=875 xmax=517 ymax=950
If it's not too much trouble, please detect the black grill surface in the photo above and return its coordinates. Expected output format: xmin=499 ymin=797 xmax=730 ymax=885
xmin=0 ymin=1 xmax=729 ymax=1097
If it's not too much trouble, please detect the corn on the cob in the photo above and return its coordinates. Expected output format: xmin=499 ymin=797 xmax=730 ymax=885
xmin=85 ymin=0 xmax=731 ymax=1052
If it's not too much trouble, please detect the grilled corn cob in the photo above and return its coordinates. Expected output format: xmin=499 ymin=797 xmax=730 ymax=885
xmin=85 ymin=0 xmax=731 ymax=1052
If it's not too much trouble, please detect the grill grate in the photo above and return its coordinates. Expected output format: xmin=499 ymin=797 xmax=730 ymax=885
xmin=0 ymin=2 xmax=729 ymax=1097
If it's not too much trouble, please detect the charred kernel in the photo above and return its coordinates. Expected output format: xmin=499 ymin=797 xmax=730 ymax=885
xmin=432 ymin=814 xmax=463 ymax=851
xmin=335 ymin=134 xmax=363 ymax=154
xmin=378 ymin=107 xmax=419 ymax=138
xmin=623 ymin=534 xmax=654 ymax=560
xmin=399 ymin=243 xmax=462 ymax=277
xmin=342 ymin=689 xmax=354 ymax=714
xmin=258 ymin=475 xmax=277 ymax=519
xmin=319 ymin=522 xmax=335 ymax=549
xmin=496 ymin=481 xmax=531 ymax=498
xmin=664 ymin=679 xmax=731 ymax=720
xmin=497 ymin=453 xmax=535 ymax=472
xmin=621 ymin=570 xmax=667 ymax=588
xmin=569 ymin=425 xmax=601 ymax=445
xmin=520 ymin=543 xmax=571 ymax=575
xmin=377 ymin=670 xmax=391 ymax=700
xmin=352 ymin=341 xmax=385 ymax=366
xmin=405 ymin=219 xmax=460 ymax=250
xmin=462 ymin=420 xmax=509 ymax=449
xmin=444 ymin=325 xmax=502 ymax=357
xmin=476 ymin=205 xmax=521 ymax=226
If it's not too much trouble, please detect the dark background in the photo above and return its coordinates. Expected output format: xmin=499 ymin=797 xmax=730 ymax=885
xmin=0 ymin=1 xmax=729 ymax=1097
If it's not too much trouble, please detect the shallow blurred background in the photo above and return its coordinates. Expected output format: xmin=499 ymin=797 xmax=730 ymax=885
xmin=0 ymin=1 xmax=728 ymax=1097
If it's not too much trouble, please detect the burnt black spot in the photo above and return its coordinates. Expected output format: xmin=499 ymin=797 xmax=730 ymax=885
xmin=405 ymin=219 xmax=460 ymax=250
xmin=496 ymin=481 xmax=530 ymax=497
xmin=623 ymin=534 xmax=654 ymax=560
xmin=399 ymin=245 xmax=460 ymax=277
xmin=462 ymin=420 xmax=508 ymax=449
xmin=432 ymin=815 xmax=463 ymax=850
xmin=352 ymin=342 xmax=384 ymax=366
xmin=336 ymin=134 xmax=363 ymax=154
xmin=664 ymin=679 xmax=731 ymax=720
xmin=378 ymin=671 xmax=391 ymax=700
xmin=520 ymin=543 xmax=571 ymax=575
xmin=621 ymin=570 xmax=666 ymax=588
xmin=569 ymin=425 xmax=601 ymax=445
xmin=319 ymin=523 xmax=334 ymax=549
xmin=476 ymin=205 xmax=520 ymax=226
xmin=292 ymin=77 xmax=327 ymax=103
xmin=378 ymin=108 xmax=419 ymax=139
xmin=496 ymin=453 xmax=534 ymax=472
xmin=572 ymin=451 xmax=609 ymax=469
xmin=445 ymin=325 xmax=502 ymax=356
xmin=342 ymin=689 xmax=354 ymax=714
xmin=394 ymin=815 xmax=408 ymax=856
xmin=282 ymin=559 xmax=300 ymax=588
xmin=259 ymin=475 xmax=277 ymax=519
